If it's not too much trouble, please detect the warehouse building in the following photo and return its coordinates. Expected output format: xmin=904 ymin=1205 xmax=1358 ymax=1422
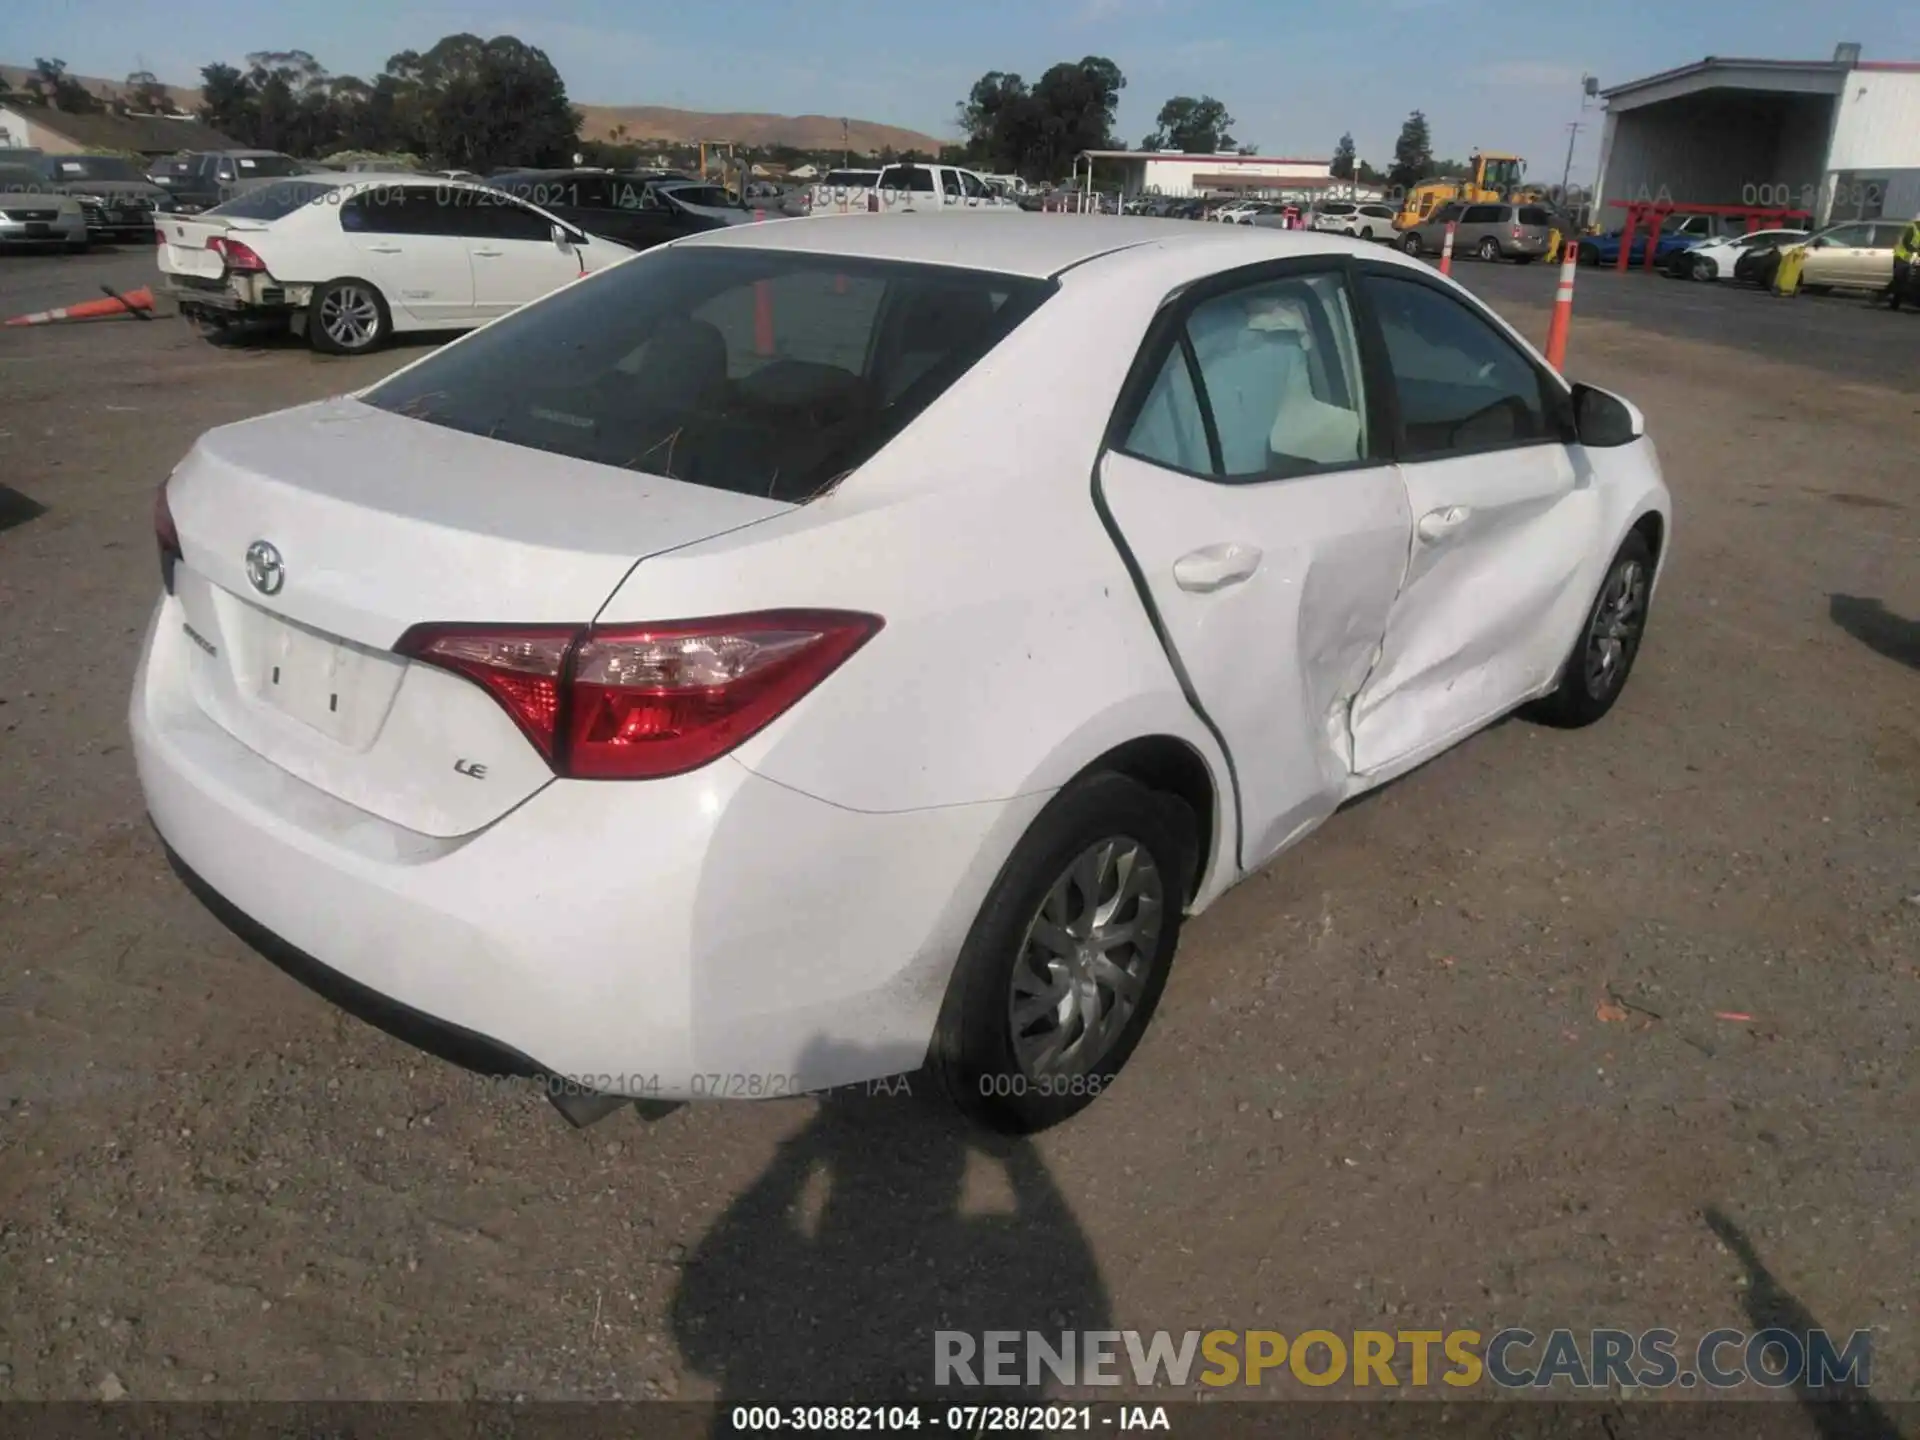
xmin=1593 ymin=43 xmax=1920 ymax=226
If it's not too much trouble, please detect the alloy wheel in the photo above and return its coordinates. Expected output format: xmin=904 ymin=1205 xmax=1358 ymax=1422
xmin=1583 ymin=558 xmax=1648 ymax=700
xmin=1008 ymin=836 xmax=1165 ymax=1077
xmin=319 ymin=286 xmax=381 ymax=351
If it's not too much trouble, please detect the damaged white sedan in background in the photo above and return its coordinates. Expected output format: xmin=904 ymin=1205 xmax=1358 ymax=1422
xmin=132 ymin=215 xmax=1671 ymax=1135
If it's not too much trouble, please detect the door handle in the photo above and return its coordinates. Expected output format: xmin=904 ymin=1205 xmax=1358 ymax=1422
xmin=367 ymin=244 xmax=402 ymax=253
xmin=1416 ymin=506 xmax=1472 ymax=542
xmin=473 ymin=248 xmax=504 ymax=258
xmin=1172 ymin=542 xmax=1262 ymax=593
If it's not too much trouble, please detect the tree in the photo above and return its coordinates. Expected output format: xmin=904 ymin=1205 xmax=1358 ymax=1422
xmin=25 ymin=58 xmax=101 ymax=113
xmin=1357 ymin=158 xmax=1386 ymax=185
xmin=956 ymin=58 xmax=1125 ymax=179
xmin=957 ymin=71 xmax=1028 ymax=157
xmin=1331 ymin=132 xmax=1356 ymax=181
xmin=124 ymin=70 xmax=174 ymax=113
xmin=198 ymin=62 xmax=256 ymax=138
xmin=1142 ymin=95 xmax=1235 ymax=154
xmin=1389 ymin=110 xmax=1432 ymax=191
xmin=391 ymin=34 xmax=578 ymax=170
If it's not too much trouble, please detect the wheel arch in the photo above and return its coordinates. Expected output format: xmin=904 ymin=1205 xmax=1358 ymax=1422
xmin=1057 ymin=734 xmax=1223 ymax=905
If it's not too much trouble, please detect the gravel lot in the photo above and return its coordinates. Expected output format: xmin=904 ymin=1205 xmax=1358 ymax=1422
xmin=1 ymin=241 xmax=1916 ymax=1422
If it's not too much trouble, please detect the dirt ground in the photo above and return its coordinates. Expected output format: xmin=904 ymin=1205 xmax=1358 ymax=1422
xmin=0 ymin=249 xmax=1916 ymax=1421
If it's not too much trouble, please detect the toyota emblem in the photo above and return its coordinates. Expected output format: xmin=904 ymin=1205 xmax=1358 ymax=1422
xmin=244 ymin=539 xmax=285 ymax=596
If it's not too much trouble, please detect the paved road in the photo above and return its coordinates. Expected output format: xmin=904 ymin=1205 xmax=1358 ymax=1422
xmin=1446 ymin=255 xmax=1918 ymax=392
xmin=0 ymin=244 xmax=159 ymax=323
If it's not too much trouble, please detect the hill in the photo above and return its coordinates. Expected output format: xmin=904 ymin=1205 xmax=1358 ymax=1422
xmin=1 ymin=63 xmax=947 ymax=154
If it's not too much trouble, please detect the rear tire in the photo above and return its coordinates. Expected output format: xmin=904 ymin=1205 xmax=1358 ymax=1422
xmin=1526 ymin=530 xmax=1655 ymax=729
xmin=309 ymin=278 xmax=391 ymax=355
xmin=931 ymin=772 xmax=1197 ymax=1134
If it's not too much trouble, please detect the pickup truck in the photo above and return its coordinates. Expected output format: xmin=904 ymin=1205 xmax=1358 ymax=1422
xmin=807 ymin=163 xmax=1017 ymax=216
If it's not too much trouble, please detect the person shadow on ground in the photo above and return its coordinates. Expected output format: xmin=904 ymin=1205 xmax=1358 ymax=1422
xmin=1828 ymin=594 xmax=1920 ymax=670
xmin=1701 ymin=1205 xmax=1899 ymax=1440
xmin=670 ymin=1041 xmax=1111 ymax=1435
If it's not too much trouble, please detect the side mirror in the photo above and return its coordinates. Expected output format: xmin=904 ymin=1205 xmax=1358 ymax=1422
xmin=551 ymin=223 xmax=576 ymax=249
xmin=1571 ymin=382 xmax=1643 ymax=448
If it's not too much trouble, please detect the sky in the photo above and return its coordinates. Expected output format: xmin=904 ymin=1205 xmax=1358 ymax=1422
xmin=6 ymin=0 xmax=1918 ymax=185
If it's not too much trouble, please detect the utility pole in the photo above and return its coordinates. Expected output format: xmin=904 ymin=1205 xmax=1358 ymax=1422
xmin=841 ymin=117 xmax=849 ymax=169
xmin=1559 ymin=122 xmax=1583 ymax=196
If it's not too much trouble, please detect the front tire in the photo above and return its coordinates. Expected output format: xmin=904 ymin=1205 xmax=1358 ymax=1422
xmin=931 ymin=772 xmax=1197 ymax=1134
xmin=1690 ymin=254 xmax=1717 ymax=281
xmin=1527 ymin=530 xmax=1655 ymax=729
xmin=1401 ymin=232 xmax=1423 ymax=255
xmin=309 ymin=278 xmax=391 ymax=355
xmin=1477 ymin=237 xmax=1501 ymax=262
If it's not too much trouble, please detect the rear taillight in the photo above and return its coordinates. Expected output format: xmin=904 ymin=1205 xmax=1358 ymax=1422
xmin=155 ymin=479 xmax=182 ymax=593
xmin=208 ymin=236 xmax=266 ymax=272
xmin=1511 ymin=226 xmax=1522 ymax=239
xmin=396 ymin=611 xmax=883 ymax=780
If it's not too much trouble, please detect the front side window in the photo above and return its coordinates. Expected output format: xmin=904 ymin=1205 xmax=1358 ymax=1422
xmin=1363 ymin=273 xmax=1554 ymax=459
xmin=1817 ymin=224 xmax=1871 ymax=248
xmin=889 ymin=167 xmax=936 ymax=194
xmin=458 ymin=192 xmax=557 ymax=241
xmin=1121 ymin=270 xmax=1369 ymax=481
xmin=363 ymin=249 xmax=1053 ymax=503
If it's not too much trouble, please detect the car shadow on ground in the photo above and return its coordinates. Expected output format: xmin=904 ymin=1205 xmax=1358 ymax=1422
xmin=669 ymin=1043 xmax=1109 ymax=1433
xmin=1701 ymin=1206 xmax=1898 ymax=1439
xmin=1828 ymin=594 xmax=1920 ymax=670
xmin=0 ymin=483 xmax=48 ymax=535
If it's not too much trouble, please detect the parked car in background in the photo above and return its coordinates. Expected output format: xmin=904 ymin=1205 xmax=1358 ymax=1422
xmin=831 ymin=162 xmax=1017 ymax=215
xmin=1770 ymin=219 xmax=1908 ymax=294
xmin=1400 ymin=202 xmax=1550 ymax=262
xmin=135 ymin=214 xmax=1670 ymax=1136
xmin=1578 ymin=213 xmax=1742 ymax=268
xmin=147 ymin=150 xmax=305 ymax=215
xmin=807 ymin=168 xmax=882 ymax=214
xmin=487 ymin=170 xmax=752 ymax=250
xmin=33 ymin=154 xmax=172 ymax=241
xmin=156 ymin=174 xmax=634 ymax=353
xmin=0 ymin=162 xmax=89 ymax=251
xmin=1663 ymin=226 xmax=1807 ymax=281
xmin=1312 ymin=201 xmax=1398 ymax=240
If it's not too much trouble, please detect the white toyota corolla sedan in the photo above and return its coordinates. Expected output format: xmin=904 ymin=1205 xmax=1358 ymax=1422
xmin=132 ymin=214 xmax=1671 ymax=1133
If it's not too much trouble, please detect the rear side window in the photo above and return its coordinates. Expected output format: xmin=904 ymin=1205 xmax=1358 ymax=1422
xmin=1362 ymin=274 xmax=1554 ymax=459
xmin=340 ymin=185 xmax=445 ymax=234
xmin=208 ymin=179 xmax=342 ymax=220
xmin=887 ymin=167 xmax=936 ymax=194
xmin=363 ymin=249 xmax=1053 ymax=503
xmin=1462 ymin=205 xmax=1503 ymax=224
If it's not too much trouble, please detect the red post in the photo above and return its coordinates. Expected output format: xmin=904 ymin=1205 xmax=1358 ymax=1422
xmin=753 ymin=208 xmax=766 ymax=223
xmin=1642 ymin=203 xmax=1670 ymax=271
xmin=753 ymin=280 xmax=775 ymax=357
xmin=1544 ymin=234 xmax=1579 ymax=372
xmin=833 ymin=273 xmax=848 ymax=295
xmin=1439 ymin=221 xmax=1457 ymax=277
xmin=1614 ymin=205 xmax=1637 ymax=272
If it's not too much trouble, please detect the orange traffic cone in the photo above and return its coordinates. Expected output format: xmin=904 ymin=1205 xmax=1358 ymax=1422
xmin=5 ymin=285 xmax=154 ymax=327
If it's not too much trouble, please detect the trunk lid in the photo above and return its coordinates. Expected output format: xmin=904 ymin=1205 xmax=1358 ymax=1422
xmin=165 ymin=398 xmax=793 ymax=835
xmin=157 ymin=213 xmax=263 ymax=278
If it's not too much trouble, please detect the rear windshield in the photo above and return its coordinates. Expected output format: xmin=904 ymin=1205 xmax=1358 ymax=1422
xmin=0 ymin=165 xmax=51 ymax=192
xmin=206 ymin=179 xmax=342 ymax=220
xmin=363 ymin=248 xmax=1054 ymax=503
xmin=661 ymin=184 xmax=735 ymax=208
xmin=1318 ymin=202 xmax=1355 ymax=215
xmin=45 ymin=156 xmax=148 ymax=182
xmin=821 ymin=170 xmax=877 ymax=187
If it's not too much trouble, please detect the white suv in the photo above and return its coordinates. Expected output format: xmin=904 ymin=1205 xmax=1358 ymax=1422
xmin=1313 ymin=201 xmax=1397 ymax=240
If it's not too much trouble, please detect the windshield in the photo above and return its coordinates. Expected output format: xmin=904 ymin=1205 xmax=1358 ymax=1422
xmin=363 ymin=248 xmax=1054 ymax=504
xmin=46 ymin=156 xmax=147 ymax=182
xmin=0 ymin=165 xmax=51 ymax=192
xmin=1480 ymin=156 xmax=1523 ymax=192
xmin=224 ymin=154 xmax=300 ymax=178
xmin=205 ymin=179 xmax=343 ymax=220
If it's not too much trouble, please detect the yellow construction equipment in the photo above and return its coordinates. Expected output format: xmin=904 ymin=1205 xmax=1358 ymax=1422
xmin=1394 ymin=152 xmax=1539 ymax=230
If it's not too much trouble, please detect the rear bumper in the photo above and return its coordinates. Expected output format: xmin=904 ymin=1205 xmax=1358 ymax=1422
xmin=130 ymin=598 xmax=1039 ymax=1099
xmin=163 ymin=273 xmax=309 ymax=319
xmin=0 ymin=216 xmax=86 ymax=245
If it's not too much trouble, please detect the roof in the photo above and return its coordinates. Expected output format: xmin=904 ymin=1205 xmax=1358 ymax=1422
xmin=1081 ymin=149 xmax=1327 ymax=166
xmin=1599 ymin=54 xmax=1856 ymax=99
xmin=4 ymin=102 xmax=239 ymax=154
xmin=680 ymin=210 xmax=1407 ymax=280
